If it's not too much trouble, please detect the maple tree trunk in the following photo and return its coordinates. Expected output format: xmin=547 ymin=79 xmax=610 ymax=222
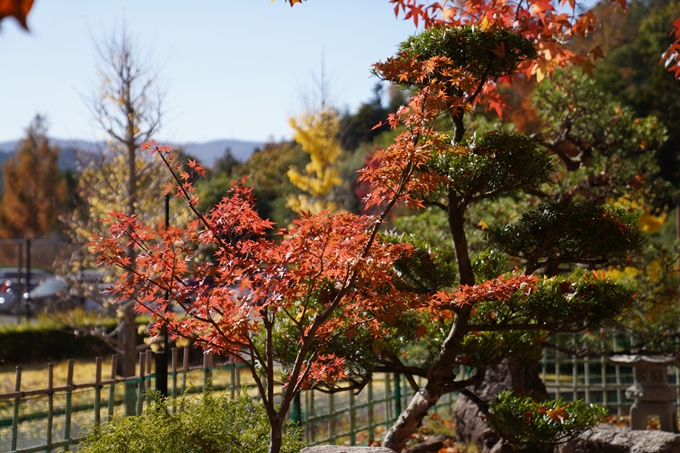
xmin=268 ymin=418 xmax=284 ymax=453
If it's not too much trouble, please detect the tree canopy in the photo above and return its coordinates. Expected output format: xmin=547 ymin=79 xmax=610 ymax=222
xmin=0 ymin=115 xmax=67 ymax=238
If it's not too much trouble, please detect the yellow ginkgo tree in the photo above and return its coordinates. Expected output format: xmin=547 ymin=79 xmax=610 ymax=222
xmin=286 ymin=106 xmax=344 ymax=214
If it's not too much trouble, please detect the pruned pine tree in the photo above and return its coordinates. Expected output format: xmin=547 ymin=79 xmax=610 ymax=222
xmin=363 ymin=26 xmax=643 ymax=452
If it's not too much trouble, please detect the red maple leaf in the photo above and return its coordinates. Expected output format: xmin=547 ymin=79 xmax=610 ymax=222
xmin=0 ymin=0 xmax=34 ymax=30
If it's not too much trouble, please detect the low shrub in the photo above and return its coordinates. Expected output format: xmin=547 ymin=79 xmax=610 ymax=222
xmin=79 ymin=390 xmax=305 ymax=453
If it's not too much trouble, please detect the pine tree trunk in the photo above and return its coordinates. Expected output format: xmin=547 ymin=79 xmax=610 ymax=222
xmin=383 ymin=304 xmax=474 ymax=452
xmin=382 ymin=381 xmax=446 ymax=451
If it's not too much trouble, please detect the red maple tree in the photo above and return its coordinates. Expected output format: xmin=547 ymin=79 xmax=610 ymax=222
xmin=93 ymin=104 xmax=432 ymax=451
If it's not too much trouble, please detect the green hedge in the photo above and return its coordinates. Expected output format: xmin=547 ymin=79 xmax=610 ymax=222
xmin=0 ymin=318 xmax=148 ymax=364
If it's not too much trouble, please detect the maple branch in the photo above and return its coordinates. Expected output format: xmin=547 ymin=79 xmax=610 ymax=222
xmin=104 ymin=254 xmax=187 ymax=307
xmin=244 ymin=335 xmax=270 ymax=410
xmin=514 ymin=0 xmax=524 ymax=24
xmin=156 ymin=150 xmax=230 ymax=251
xmin=315 ymin=314 xmax=376 ymax=351
xmin=279 ymin=304 xmax=303 ymax=330
xmin=264 ymin=314 xmax=275 ymax=412
xmin=297 ymin=229 xmax=334 ymax=328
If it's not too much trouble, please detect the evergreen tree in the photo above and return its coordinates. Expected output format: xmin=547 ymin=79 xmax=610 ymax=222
xmin=213 ymin=147 xmax=239 ymax=175
xmin=574 ymin=0 xmax=680 ymax=182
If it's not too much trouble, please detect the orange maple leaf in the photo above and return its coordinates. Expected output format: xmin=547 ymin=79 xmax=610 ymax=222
xmin=547 ymin=404 xmax=569 ymax=423
xmin=530 ymin=0 xmax=555 ymax=24
xmin=0 ymin=0 xmax=34 ymax=30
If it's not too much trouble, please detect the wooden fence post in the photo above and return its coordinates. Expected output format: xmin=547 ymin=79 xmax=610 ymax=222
xmin=11 ymin=366 xmax=21 ymax=451
xmin=64 ymin=359 xmax=74 ymax=450
xmin=108 ymin=354 xmax=118 ymax=421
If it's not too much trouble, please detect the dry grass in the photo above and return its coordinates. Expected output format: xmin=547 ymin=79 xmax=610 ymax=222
xmin=0 ymin=357 xmax=116 ymax=394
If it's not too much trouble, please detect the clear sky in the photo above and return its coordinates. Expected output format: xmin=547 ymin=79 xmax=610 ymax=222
xmin=0 ymin=1 xmax=418 ymax=145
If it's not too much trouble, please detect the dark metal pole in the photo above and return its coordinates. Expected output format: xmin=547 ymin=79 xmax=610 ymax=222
xmin=24 ymin=239 xmax=31 ymax=323
xmin=16 ymin=242 xmax=22 ymax=324
xmin=155 ymin=194 xmax=170 ymax=396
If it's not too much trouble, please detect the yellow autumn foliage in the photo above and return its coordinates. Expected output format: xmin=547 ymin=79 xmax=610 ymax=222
xmin=64 ymin=147 xmax=190 ymax=274
xmin=286 ymin=107 xmax=343 ymax=214
xmin=609 ymin=196 xmax=667 ymax=235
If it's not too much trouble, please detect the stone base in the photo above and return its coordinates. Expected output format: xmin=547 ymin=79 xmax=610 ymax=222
xmin=300 ymin=447 xmax=396 ymax=453
xmin=629 ymin=400 xmax=678 ymax=432
xmin=558 ymin=425 xmax=680 ymax=453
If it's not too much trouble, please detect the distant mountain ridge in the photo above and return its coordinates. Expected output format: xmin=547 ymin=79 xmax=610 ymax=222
xmin=0 ymin=138 xmax=264 ymax=171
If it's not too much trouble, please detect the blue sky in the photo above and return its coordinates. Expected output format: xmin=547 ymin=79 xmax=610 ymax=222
xmin=0 ymin=1 xmax=417 ymax=145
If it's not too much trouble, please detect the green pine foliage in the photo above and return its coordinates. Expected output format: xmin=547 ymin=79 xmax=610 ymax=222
xmin=488 ymin=202 xmax=645 ymax=273
xmin=432 ymin=132 xmax=554 ymax=202
xmin=394 ymin=25 xmax=537 ymax=82
xmin=487 ymin=391 xmax=608 ymax=451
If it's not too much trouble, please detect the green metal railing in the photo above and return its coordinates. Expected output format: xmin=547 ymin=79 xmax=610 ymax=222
xmin=541 ymin=333 xmax=680 ymax=417
xmin=4 ymin=334 xmax=679 ymax=453
xmin=0 ymin=350 xmax=457 ymax=452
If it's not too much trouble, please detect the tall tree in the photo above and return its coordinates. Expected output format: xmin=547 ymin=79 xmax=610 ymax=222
xmin=286 ymin=105 xmax=344 ymax=214
xmin=65 ymin=23 xmax=165 ymax=383
xmin=197 ymin=141 xmax=304 ymax=226
xmin=213 ymin=147 xmax=239 ymax=175
xmin=0 ymin=114 xmax=67 ymax=238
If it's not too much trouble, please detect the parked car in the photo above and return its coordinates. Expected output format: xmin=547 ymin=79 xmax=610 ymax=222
xmin=0 ymin=267 xmax=53 ymax=314
xmin=25 ymin=270 xmax=111 ymax=313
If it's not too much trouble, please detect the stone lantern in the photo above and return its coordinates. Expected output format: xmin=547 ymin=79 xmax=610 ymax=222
xmin=609 ymin=354 xmax=679 ymax=433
